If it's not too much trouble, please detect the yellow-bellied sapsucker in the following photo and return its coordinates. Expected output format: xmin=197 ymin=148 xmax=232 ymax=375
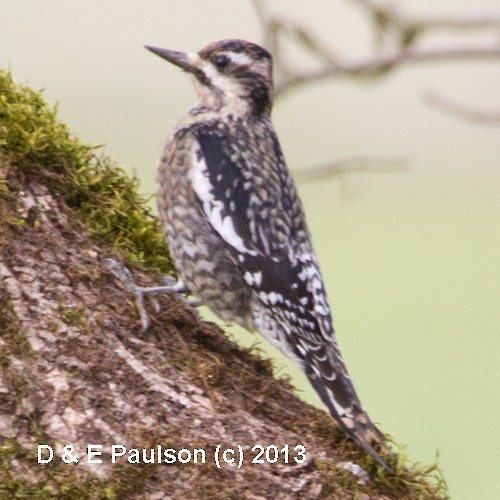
xmin=145 ymin=39 xmax=391 ymax=471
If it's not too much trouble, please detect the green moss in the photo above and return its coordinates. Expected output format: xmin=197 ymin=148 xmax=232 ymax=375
xmin=314 ymin=450 xmax=448 ymax=499
xmin=0 ymin=68 xmax=449 ymax=499
xmin=58 ymin=306 xmax=88 ymax=329
xmin=0 ymin=69 xmax=173 ymax=274
xmin=0 ymin=178 xmax=9 ymax=198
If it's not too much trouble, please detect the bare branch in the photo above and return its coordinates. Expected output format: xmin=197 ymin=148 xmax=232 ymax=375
xmin=253 ymin=0 xmax=339 ymax=79
xmin=353 ymin=1 xmax=500 ymax=43
xmin=409 ymin=16 xmax=500 ymax=32
xmin=253 ymin=2 xmax=500 ymax=99
xmin=293 ymin=157 xmax=411 ymax=182
xmin=251 ymin=1 xmax=500 ymax=178
xmin=275 ymin=45 xmax=500 ymax=97
xmin=424 ymin=91 xmax=500 ymax=125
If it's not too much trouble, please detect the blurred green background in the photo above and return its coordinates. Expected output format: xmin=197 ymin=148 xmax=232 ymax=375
xmin=2 ymin=1 xmax=499 ymax=498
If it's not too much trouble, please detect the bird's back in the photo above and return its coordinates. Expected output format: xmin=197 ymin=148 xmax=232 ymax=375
xmin=157 ymin=112 xmax=308 ymax=318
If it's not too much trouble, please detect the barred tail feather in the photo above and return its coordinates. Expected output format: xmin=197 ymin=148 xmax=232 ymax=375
xmin=306 ymin=341 xmax=393 ymax=473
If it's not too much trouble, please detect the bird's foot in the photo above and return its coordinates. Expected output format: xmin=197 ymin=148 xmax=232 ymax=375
xmin=161 ymin=274 xmax=203 ymax=307
xmin=103 ymin=258 xmax=202 ymax=332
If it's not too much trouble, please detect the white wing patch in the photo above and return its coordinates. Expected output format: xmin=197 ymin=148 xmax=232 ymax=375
xmin=189 ymin=146 xmax=256 ymax=255
xmin=244 ymin=270 xmax=262 ymax=287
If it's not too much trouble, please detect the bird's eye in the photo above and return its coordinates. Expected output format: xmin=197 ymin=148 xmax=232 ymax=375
xmin=212 ymin=55 xmax=230 ymax=70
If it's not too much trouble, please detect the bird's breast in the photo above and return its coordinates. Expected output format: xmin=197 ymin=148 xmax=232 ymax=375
xmin=155 ymin=132 xmax=254 ymax=329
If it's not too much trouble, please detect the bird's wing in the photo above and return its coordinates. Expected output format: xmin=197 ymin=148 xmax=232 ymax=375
xmin=191 ymin=125 xmax=332 ymax=339
xmin=190 ymin=125 xmax=391 ymax=470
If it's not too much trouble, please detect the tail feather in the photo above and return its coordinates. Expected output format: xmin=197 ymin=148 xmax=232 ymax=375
xmin=306 ymin=340 xmax=393 ymax=473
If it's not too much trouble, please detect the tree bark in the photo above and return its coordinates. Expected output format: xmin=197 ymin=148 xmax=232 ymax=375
xmin=0 ymin=166 xmax=371 ymax=498
xmin=0 ymin=87 xmax=445 ymax=498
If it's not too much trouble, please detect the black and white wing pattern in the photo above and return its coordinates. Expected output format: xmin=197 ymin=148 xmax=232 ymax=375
xmin=189 ymin=119 xmax=390 ymax=470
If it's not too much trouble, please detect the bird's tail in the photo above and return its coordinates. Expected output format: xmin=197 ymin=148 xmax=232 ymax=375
xmin=306 ymin=339 xmax=393 ymax=473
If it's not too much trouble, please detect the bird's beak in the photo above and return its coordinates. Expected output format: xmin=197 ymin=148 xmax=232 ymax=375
xmin=145 ymin=45 xmax=198 ymax=73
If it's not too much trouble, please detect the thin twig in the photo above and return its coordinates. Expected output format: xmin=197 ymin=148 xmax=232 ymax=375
xmin=253 ymin=1 xmax=500 ymax=100
xmin=275 ymin=45 xmax=500 ymax=97
xmin=424 ymin=91 xmax=500 ymax=125
xmin=293 ymin=157 xmax=410 ymax=181
xmin=251 ymin=0 xmax=500 ymax=178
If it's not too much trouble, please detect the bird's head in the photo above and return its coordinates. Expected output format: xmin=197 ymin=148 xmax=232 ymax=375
xmin=146 ymin=39 xmax=273 ymax=117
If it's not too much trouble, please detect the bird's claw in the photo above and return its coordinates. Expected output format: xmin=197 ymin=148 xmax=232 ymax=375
xmin=103 ymin=258 xmax=151 ymax=332
xmin=103 ymin=258 xmax=202 ymax=332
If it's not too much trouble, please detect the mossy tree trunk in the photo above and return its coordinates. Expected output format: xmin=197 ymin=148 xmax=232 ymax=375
xmin=0 ymin=70 xmax=446 ymax=499
xmin=0 ymin=162 xmax=374 ymax=499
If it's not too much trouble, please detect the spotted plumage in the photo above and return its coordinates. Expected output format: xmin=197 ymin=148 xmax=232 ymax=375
xmin=147 ymin=39 xmax=391 ymax=471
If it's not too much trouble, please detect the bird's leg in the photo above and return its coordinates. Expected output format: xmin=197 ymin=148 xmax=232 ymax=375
xmin=103 ymin=258 xmax=202 ymax=332
xmin=161 ymin=274 xmax=203 ymax=307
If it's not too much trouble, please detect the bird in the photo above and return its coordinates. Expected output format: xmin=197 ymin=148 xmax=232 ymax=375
xmin=139 ymin=39 xmax=392 ymax=472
